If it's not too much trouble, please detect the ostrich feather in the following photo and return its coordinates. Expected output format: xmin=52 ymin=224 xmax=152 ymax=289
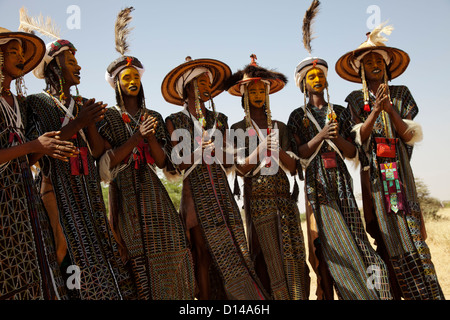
xmin=368 ymin=22 xmax=394 ymax=46
xmin=18 ymin=7 xmax=60 ymax=40
xmin=115 ymin=7 xmax=134 ymax=56
xmin=302 ymin=0 xmax=320 ymax=55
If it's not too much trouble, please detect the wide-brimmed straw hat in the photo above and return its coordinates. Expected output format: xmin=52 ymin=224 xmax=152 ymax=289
xmin=225 ymin=54 xmax=287 ymax=96
xmin=335 ymin=23 xmax=410 ymax=83
xmin=161 ymin=56 xmax=231 ymax=106
xmin=0 ymin=27 xmax=45 ymax=75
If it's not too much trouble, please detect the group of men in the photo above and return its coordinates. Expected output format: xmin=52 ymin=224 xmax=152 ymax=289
xmin=0 ymin=3 xmax=444 ymax=301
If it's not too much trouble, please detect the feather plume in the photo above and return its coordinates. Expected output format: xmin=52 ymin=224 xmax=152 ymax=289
xmin=115 ymin=7 xmax=134 ymax=56
xmin=368 ymin=21 xmax=394 ymax=46
xmin=18 ymin=7 xmax=60 ymax=40
xmin=302 ymin=0 xmax=320 ymax=55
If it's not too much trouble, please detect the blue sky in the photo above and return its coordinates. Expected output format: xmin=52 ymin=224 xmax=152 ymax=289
xmin=1 ymin=0 xmax=450 ymax=201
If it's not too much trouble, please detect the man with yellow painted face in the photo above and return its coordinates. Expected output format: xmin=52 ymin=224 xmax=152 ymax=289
xmin=336 ymin=24 xmax=444 ymax=300
xmin=27 ymin=38 xmax=137 ymax=300
xmin=98 ymin=8 xmax=195 ymax=299
xmin=288 ymin=56 xmax=392 ymax=300
xmin=226 ymin=55 xmax=309 ymax=300
xmin=163 ymin=56 xmax=269 ymax=300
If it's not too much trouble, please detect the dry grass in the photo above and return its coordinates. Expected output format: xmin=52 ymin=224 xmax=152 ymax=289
xmin=302 ymin=208 xmax=450 ymax=300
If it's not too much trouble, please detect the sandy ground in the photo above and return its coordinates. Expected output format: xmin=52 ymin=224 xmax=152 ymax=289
xmin=302 ymin=208 xmax=450 ymax=300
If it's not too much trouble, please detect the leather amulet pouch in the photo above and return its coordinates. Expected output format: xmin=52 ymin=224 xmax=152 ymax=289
xmin=321 ymin=151 xmax=337 ymax=169
xmin=375 ymin=137 xmax=397 ymax=158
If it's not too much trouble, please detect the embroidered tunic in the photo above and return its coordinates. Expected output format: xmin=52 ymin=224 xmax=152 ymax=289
xmin=166 ymin=108 xmax=268 ymax=300
xmin=231 ymin=119 xmax=309 ymax=300
xmin=98 ymin=106 xmax=195 ymax=299
xmin=288 ymin=103 xmax=392 ymax=300
xmin=26 ymin=92 xmax=136 ymax=300
xmin=344 ymin=85 xmax=444 ymax=300
xmin=1 ymin=95 xmax=67 ymax=300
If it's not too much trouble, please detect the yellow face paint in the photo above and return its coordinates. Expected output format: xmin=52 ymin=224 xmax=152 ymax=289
xmin=247 ymin=80 xmax=266 ymax=108
xmin=305 ymin=67 xmax=326 ymax=94
xmin=362 ymin=52 xmax=385 ymax=82
xmin=119 ymin=67 xmax=141 ymax=96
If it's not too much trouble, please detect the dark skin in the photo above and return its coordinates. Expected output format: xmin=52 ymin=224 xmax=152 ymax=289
xmin=165 ymin=73 xmax=228 ymax=300
xmin=0 ymin=40 xmax=77 ymax=165
xmin=359 ymin=52 xmax=414 ymax=143
xmin=28 ymin=49 xmax=107 ymax=164
xmin=103 ymin=67 xmax=165 ymax=169
xmin=235 ymin=80 xmax=297 ymax=176
xmin=293 ymin=70 xmax=356 ymax=160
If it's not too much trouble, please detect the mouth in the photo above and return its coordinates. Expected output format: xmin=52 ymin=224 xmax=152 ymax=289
xmin=372 ymin=69 xmax=381 ymax=74
xmin=314 ymin=84 xmax=323 ymax=88
xmin=129 ymin=85 xmax=138 ymax=92
xmin=74 ymin=72 xmax=81 ymax=80
xmin=16 ymin=64 xmax=24 ymax=70
xmin=203 ymin=91 xmax=210 ymax=97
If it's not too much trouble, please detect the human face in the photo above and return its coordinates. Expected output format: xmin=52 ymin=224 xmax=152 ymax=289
xmin=119 ymin=67 xmax=141 ymax=96
xmin=362 ymin=52 xmax=385 ymax=82
xmin=305 ymin=67 xmax=326 ymax=94
xmin=247 ymin=80 xmax=266 ymax=109
xmin=1 ymin=40 xmax=25 ymax=79
xmin=59 ymin=50 xmax=81 ymax=86
xmin=196 ymin=73 xmax=212 ymax=102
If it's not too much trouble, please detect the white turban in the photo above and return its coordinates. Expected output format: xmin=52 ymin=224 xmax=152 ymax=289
xmin=175 ymin=67 xmax=213 ymax=99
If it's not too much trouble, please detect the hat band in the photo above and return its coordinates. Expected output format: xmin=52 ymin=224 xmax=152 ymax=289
xmin=175 ymin=67 xmax=213 ymax=99
xmin=239 ymin=79 xmax=271 ymax=95
xmin=351 ymin=49 xmax=391 ymax=73
xmin=0 ymin=38 xmax=22 ymax=46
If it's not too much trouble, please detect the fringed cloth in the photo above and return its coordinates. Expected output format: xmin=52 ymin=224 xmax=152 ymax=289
xmin=165 ymin=109 xmax=269 ymax=300
xmin=26 ymin=93 xmax=137 ymax=300
xmin=345 ymin=85 xmax=444 ymax=300
xmin=288 ymin=104 xmax=392 ymax=300
xmin=98 ymin=107 xmax=195 ymax=300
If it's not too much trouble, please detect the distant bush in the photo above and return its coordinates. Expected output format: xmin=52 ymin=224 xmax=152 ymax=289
xmin=415 ymin=177 xmax=442 ymax=220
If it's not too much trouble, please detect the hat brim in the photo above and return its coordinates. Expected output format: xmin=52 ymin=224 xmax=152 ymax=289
xmin=227 ymin=77 xmax=285 ymax=96
xmin=335 ymin=46 xmax=410 ymax=83
xmin=161 ymin=58 xmax=231 ymax=106
xmin=0 ymin=31 xmax=45 ymax=75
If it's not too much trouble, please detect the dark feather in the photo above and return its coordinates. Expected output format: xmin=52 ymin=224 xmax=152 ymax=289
xmin=224 ymin=65 xmax=288 ymax=90
xmin=115 ymin=7 xmax=134 ymax=55
xmin=302 ymin=0 xmax=320 ymax=54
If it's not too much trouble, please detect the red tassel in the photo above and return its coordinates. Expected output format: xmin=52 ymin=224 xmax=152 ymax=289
xmin=364 ymin=103 xmax=371 ymax=112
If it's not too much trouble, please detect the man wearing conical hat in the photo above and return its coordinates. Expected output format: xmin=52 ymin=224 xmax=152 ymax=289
xmin=336 ymin=23 xmax=444 ymax=300
xmin=97 ymin=7 xmax=195 ymax=300
xmin=226 ymin=54 xmax=309 ymax=300
xmin=26 ymin=35 xmax=137 ymax=299
xmin=162 ymin=56 xmax=269 ymax=300
xmin=287 ymin=0 xmax=392 ymax=300
xmin=0 ymin=27 xmax=78 ymax=299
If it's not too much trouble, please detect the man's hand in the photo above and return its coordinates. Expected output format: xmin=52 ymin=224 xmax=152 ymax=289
xmin=77 ymin=99 xmax=107 ymax=127
xmin=33 ymin=131 xmax=79 ymax=162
